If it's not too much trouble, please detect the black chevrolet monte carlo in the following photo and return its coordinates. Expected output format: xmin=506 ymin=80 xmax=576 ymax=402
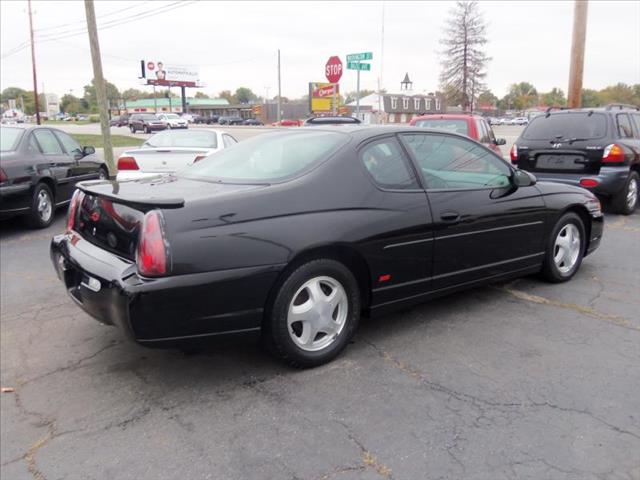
xmin=51 ymin=127 xmax=604 ymax=367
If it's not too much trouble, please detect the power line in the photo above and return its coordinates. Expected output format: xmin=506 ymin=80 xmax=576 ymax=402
xmin=34 ymin=1 xmax=150 ymax=32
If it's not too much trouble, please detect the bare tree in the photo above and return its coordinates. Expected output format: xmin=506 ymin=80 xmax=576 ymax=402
xmin=439 ymin=1 xmax=490 ymax=110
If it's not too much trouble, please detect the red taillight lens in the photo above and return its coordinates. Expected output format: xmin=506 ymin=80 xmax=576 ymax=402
xmin=602 ymin=144 xmax=625 ymax=163
xmin=0 ymin=168 xmax=7 ymax=183
xmin=67 ymin=189 xmax=84 ymax=232
xmin=510 ymin=143 xmax=518 ymax=163
xmin=137 ymin=210 xmax=169 ymax=277
xmin=579 ymin=178 xmax=600 ymax=188
xmin=117 ymin=156 xmax=139 ymax=170
xmin=194 ymin=155 xmax=207 ymax=163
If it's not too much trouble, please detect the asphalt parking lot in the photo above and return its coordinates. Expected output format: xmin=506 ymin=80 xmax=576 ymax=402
xmin=1 ymin=130 xmax=639 ymax=480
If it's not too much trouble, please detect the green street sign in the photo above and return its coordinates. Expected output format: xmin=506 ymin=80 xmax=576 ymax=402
xmin=346 ymin=52 xmax=373 ymax=62
xmin=347 ymin=62 xmax=371 ymax=71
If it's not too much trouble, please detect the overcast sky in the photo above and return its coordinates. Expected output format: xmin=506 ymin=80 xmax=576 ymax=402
xmin=1 ymin=0 xmax=639 ymax=100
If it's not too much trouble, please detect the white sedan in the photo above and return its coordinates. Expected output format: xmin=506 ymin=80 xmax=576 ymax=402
xmin=116 ymin=129 xmax=238 ymax=181
xmin=157 ymin=113 xmax=188 ymax=129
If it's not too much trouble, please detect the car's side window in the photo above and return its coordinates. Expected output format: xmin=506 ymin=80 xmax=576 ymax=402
xmin=54 ymin=131 xmax=82 ymax=156
xmin=33 ymin=129 xmax=64 ymax=155
xmin=630 ymin=113 xmax=640 ymax=138
xmin=27 ymin=134 xmax=41 ymax=153
xmin=401 ymin=133 xmax=512 ymax=190
xmin=616 ymin=114 xmax=633 ymax=138
xmin=485 ymin=121 xmax=497 ymax=143
xmin=359 ymin=137 xmax=419 ymax=190
xmin=475 ymin=119 xmax=490 ymax=143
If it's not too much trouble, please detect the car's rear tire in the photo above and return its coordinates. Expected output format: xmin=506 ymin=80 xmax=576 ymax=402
xmin=144 ymin=126 xmax=150 ymax=134
xmin=98 ymin=166 xmax=109 ymax=180
xmin=541 ymin=212 xmax=586 ymax=283
xmin=611 ymin=171 xmax=639 ymax=215
xmin=24 ymin=183 xmax=55 ymax=229
xmin=264 ymin=259 xmax=360 ymax=368
xmin=130 ymin=125 xmax=135 ymax=133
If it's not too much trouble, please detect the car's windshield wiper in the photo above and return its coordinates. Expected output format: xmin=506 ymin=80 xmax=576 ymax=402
xmin=550 ymin=137 xmax=589 ymax=145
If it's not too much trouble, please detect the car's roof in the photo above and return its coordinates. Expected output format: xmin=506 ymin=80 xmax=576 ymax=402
xmin=272 ymin=124 xmax=474 ymax=142
xmin=412 ymin=113 xmax=481 ymax=121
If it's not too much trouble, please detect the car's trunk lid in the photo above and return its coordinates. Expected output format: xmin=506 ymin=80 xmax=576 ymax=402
xmin=124 ymin=147 xmax=214 ymax=173
xmin=515 ymin=111 xmax=609 ymax=175
xmin=73 ymin=176 xmax=264 ymax=260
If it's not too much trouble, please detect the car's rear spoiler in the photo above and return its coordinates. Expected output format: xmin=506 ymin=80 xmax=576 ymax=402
xmin=76 ymin=180 xmax=185 ymax=210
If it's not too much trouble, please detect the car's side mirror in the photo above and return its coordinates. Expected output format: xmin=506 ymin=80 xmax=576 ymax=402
xmin=82 ymin=146 xmax=96 ymax=156
xmin=513 ymin=169 xmax=537 ymax=187
xmin=494 ymin=138 xmax=506 ymax=146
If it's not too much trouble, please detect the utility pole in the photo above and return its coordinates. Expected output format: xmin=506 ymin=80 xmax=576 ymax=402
xmin=84 ymin=0 xmax=115 ymax=176
xmin=27 ymin=0 xmax=40 ymax=125
xmin=356 ymin=68 xmax=360 ymax=118
xmin=277 ymin=49 xmax=282 ymax=123
xmin=567 ymin=0 xmax=588 ymax=108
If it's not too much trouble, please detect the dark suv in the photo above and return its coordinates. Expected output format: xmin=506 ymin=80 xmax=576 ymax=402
xmin=129 ymin=114 xmax=167 ymax=134
xmin=511 ymin=104 xmax=640 ymax=214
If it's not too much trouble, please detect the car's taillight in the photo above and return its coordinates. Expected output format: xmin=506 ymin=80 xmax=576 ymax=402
xmin=509 ymin=143 xmax=518 ymax=163
xmin=602 ymin=143 xmax=625 ymax=163
xmin=66 ymin=189 xmax=84 ymax=232
xmin=579 ymin=178 xmax=600 ymax=188
xmin=117 ymin=156 xmax=139 ymax=170
xmin=0 ymin=168 xmax=7 ymax=183
xmin=194 ymin=155 xmax=207 ymax=163
xmin=137 ymin=210 xmax=170 ymax=277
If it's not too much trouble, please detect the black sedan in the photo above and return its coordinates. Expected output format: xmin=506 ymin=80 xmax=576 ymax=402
xmin=1 ymin=126 xmax=107 ymax=228
xmin=50 ymin=127 xmax=603 ymax=367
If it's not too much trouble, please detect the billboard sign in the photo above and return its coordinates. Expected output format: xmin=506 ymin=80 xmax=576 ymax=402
xmin=309 ymin=82 xmax=341 ymax=112
xmin=141 ymin=60 xmax=200 ymax=87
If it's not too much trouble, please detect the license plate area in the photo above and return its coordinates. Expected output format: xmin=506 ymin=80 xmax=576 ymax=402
xmin=536 ymin=154 xmax=586 ymax=171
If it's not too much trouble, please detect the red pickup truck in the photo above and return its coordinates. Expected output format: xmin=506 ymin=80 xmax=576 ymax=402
xmin=410 ymin=114 xmax=506 ymax=156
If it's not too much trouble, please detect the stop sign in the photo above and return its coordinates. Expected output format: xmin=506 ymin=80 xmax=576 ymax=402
xmin=325 ymin=56 xmax=343 ymax=84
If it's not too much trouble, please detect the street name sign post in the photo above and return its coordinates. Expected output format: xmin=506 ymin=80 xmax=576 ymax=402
xmin=346 ymin=52 xmax=373 ymax=117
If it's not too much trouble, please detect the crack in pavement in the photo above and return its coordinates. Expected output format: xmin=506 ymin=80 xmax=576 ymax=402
xmin=497 ymin=286 xmax=639 ymax=331
xmin=313 ymin=421 xmax=393 ymax=479
xmin=363 ymin=339 xmax=640 ymax=442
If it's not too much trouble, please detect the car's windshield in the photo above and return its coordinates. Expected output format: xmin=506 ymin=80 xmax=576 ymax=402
xmin=413 ymin=119 xmax=469 ymax=135
xmin=164 ymin=114 xmax=179 ymax=119
xmin=523 ymin=112 xmax=608 ymax=140
xmin=141 ymin=114 xmax=159 ymax=120
xmin=180 ymin=131 xmax=348 ymax=183
xmin=145 ymin=130 xmax=217 ymax=148
xmin=0 ymin=127 xmax=24 ymax=152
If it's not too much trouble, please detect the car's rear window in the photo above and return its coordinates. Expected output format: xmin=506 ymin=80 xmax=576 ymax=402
xmin=145 ymin=130 xmax=217 ymax=148
xmin=0 ymin=127 xmax=24 ymax=151
xmin=413 ymin=119 xmax=469 ymax=135
xmin=523 ymin=112 xmax=608 ymax=140
xmin=140 ymin=114 xmax=159 ymax=120
xmin=180 ymin=131 xmax=347 ymax=183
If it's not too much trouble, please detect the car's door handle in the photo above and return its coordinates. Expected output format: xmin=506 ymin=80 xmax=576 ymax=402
xmin=440 ymin=211 xmax=460 ymax=222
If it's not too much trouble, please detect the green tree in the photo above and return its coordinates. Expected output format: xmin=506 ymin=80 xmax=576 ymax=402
xmin=597 ymin=83 xmax=637 ymax=105
xmin=506 ymin=82 xmax=538 ymax=110
xmin=477 ymin=89 xmax=497 ymax=107
xmin=580 ymin=88 xmax=601 ymax=107
xmin=83 ymin=78 xmax=120 ymax=112
xmin=439 ymin=1 xmax=491 ymax=109
xmin=194 ymin=91 xmax=210 ymax=99
xmin=60 ymin=94 xmax=86 ymax=114
xmin=234 ymin=87 xmax=258 ymax=104
xmin=540 ymin=87 xmax=566 ymax=107
xmin=218 ymin=90 xmax=235 ymax=104
xmin=121 ymin=88 xmax=146 ymax=101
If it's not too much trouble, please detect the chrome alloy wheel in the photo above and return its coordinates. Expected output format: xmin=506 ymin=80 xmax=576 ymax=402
xmin=287 ymin=276 xmax=349 ymax=352
xmin=37 ymin=190 xmax=53 ymax=222
xmin=627 ymin=177 xmax=638 ymax=210
xmin=553 ymin=224 xmax=581 ymax=274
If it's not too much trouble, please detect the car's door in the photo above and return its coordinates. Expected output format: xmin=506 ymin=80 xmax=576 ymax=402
xmin=32 ymin=128 xmax=75 ymax=201
xmin=400 ymin=132 xmax=547 ymax=291
xmin=53 ymin=130 xmax=101 ymax=181
xmin=357 ymin=136 xmax=435 ymax=307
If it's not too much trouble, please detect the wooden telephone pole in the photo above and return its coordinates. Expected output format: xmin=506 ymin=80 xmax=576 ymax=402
xmin=567 ymin=0 xmax=588 ymax=108
xmin=27 ymin=0 xmax=40 ymax=125
xmin=84 ymin=0 xmax=115 ymax=176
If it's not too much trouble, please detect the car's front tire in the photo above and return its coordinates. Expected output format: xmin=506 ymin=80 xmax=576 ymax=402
xmin=130 ymin=125 xmax=135 ymax=133
xmin=24 ymin=183 xmax=55 ymax=229
xmin=611 ymin=171 xmax=639 ymax=215
xmin=541 ymin=212 xmax=586 ymax=283
xmin=264 ymin=259 xmax=360 ymax=368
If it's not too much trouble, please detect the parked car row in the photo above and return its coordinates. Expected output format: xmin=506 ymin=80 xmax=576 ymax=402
xmin=489 ymin=117 xmax=530 ymax=126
